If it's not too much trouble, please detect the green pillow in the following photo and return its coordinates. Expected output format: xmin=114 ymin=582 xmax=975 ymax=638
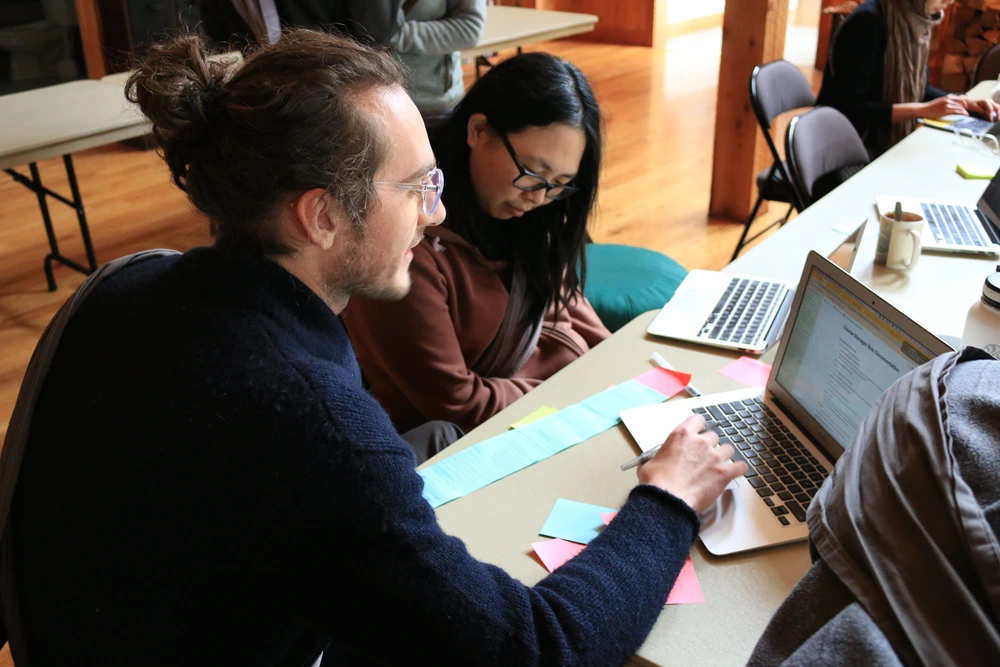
xmin=583 ymin=244 xmax=688 ymax=333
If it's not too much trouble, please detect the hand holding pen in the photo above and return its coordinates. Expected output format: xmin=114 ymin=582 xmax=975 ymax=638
xmin=620 ymin=354 xmax=701 ymax=471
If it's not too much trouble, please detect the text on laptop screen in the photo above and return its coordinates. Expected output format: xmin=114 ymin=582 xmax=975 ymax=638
xmin=775 ymin=266 xmax=935 ymax=450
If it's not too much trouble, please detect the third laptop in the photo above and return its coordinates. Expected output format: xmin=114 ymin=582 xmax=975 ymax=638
xmin=875 ymin=169 xmax=1000 ymax=256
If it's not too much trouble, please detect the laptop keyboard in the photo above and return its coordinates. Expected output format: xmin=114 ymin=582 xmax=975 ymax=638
xmin=697 ymin=278 xmax=787 ymax=347
xmin=920 ymin=203 xmax=992 ymax=248
xmin=694 ymin=396 xmax=828 ymax=525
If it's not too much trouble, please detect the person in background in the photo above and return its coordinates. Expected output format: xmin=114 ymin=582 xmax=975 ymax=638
xmin=272 ymin=0 xmax=404 ymax=42
xmin=343 ymin=52 xmax=610 ymax=448
xmin=3 ymin=30 xmax=748 ymax=666
xmin=818 ymin=0 xmax=1000 ymax=156
xmin=391 ymin=0 xmax=487 ymax=116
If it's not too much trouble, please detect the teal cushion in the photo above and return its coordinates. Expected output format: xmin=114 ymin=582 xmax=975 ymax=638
xmin=583 ymin=244 xmax=688 ymax=333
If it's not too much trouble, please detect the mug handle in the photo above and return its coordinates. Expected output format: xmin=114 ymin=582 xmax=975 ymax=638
xmin=902 ymin=229 xmax=921 ymax=268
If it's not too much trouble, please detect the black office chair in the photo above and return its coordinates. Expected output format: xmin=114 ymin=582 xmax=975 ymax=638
xmin=974 ymin=42 xmax=1000 ymax=84
xmin=785 ymin=106 xmax=870 ymax=209
xmin=732 ymin=60 xmax=816 ymax=261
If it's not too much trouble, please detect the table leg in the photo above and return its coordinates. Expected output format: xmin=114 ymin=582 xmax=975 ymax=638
xmin=5 ymin=155 xmax=98 ymax=291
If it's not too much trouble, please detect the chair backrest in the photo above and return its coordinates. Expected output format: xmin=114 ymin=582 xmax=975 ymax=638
xmin=974 ymin=42 xmax=1000 ymax=84
xmin=785 ymin=106 xmax=870 ymax=207
xmin=751 ymin=59 xmax=817 ymax=130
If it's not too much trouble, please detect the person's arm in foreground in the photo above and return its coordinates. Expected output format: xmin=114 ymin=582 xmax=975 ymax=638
xmin=289 ymin=407 xmax=746 ymax=665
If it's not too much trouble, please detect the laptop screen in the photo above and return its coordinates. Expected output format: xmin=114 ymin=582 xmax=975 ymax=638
xmin=773 ymin=265 xmax=936 ymax=451
xmin=978 ymin=171 xmax=1000 ymax=234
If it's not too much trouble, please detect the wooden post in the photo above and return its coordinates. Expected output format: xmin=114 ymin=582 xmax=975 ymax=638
xmin=709 ymin=0 xmax=789 ymax=222
xmin=74 ymin=0 xmax=107 ymax=79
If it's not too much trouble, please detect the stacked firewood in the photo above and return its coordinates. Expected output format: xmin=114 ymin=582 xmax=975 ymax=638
xmin=940 ymin=0 xmax=1000 ymax=90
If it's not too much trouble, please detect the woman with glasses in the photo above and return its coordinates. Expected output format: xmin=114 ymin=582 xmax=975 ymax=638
xmin=343 ymin=52 xmax=608 ymax=448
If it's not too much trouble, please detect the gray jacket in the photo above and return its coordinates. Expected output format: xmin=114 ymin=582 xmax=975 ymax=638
xmin=749 ymin=347 xmax=1000 ymax=666
xmin=393 ymin=0 xmax=486 ymax=115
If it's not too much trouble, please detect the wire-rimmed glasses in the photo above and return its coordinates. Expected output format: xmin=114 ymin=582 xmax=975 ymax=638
xmin=375 ymin=167 xmax=444 ymax=216
xmin=494 ymin=129 xmax=579 ymax=201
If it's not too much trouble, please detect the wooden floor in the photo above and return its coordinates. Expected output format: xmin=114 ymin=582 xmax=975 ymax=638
xmin=0 ymin=39 xmax=820 ymax=451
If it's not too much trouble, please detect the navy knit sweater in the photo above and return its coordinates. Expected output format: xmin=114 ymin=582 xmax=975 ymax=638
xmin=12 ymin=247 xmax=699 ymax=666
xmin=817 ymin=0 xmax=946 ymax=151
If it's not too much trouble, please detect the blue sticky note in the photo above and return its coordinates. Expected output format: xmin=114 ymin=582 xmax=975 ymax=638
xmin=539 ymin=498 xmax=617 ymax=545
xmin=580 ymin=380 xmax=666 ymax=422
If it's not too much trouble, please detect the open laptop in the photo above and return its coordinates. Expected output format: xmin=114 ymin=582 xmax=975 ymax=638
xmin=875 ymin=173 xmax=1000 ymax=257
xmin=646 ymin=271 xmax=796 ymax=356
xmin=621 ymin=251 xmax=952 ymax=555
xmin=941 ymin=114 xmax=1000 ymax=137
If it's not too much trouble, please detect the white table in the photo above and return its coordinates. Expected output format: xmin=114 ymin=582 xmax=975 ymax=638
xmin=462 ymin=6 xmax=598 ymax=60
xmin=1 ymin=79 xmax=150 ymax=289
xmin=426 ymin=92 xmax=999 ymax=665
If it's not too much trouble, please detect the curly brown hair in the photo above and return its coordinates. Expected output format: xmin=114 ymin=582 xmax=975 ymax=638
xmin=125 ymin=30 xmax=406 ymax=255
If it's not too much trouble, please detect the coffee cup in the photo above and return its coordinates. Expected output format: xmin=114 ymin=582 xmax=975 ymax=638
xmin=876 ymin=209 xmax=924 ymax=271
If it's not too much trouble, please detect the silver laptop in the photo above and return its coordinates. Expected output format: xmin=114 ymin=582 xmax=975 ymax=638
xmin=622 ymin=251 xmax=952 ymax=555
xmin=646 ymin=271 xmax=796 ymax=356
xmin=875 ymin=172 xmax=1000 ymax=256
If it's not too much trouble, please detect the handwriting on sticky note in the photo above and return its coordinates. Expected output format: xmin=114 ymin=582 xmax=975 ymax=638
xmin=718 ymin=356 xmax=772 ymax=387
xmin=539 ymin=499 xmax=616 ymax=545
xmin=510 ymin=406 xmax=559 ymax=430
xmin=531 ymin=539 xmax=586 ymax=572
xmin=634 ymin=367 xmax=691 ymax=398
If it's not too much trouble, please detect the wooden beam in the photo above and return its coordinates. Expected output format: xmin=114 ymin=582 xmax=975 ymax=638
xmin=535 ymin=0 xmax=666 ymax=47
xmin=74 ymin=0 xmax=107 ymax=79
xmin=709 ymin=0 xmax=789 ymax=222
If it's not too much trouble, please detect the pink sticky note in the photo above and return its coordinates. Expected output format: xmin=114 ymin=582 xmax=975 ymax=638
xmin=531 ymin=539 xmax=586 ymax=573
xmin=635 ymin=367 xmax=692 ymax=398
xmin=534 ymin=528 xmax=704 ymax=605
xmin=666 ymin=556 xmax=704 ymax=604
xmin=718 ymin=356 xmax=772 ymax=387
xmin=600 ymin=511 xmax=618 ymax=526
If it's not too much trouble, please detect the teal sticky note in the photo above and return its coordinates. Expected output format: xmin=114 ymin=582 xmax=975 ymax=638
xmin=539 ymin=498 xmax=617 ymax=545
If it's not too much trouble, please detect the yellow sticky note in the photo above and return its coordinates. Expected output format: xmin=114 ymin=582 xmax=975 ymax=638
xmin=510 ymin=406 xmax=559 ymax=429
xmin=957 ymin=163 xmax=998 ymax=180
xmin=922 ymin=118 xmax=955 ymax=129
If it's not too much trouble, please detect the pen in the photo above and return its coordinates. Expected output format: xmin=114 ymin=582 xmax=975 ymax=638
xmin=651 ymin=352 xmax=701 ymax=397
xmin=621 ymin=447 xmax=658 ymax=471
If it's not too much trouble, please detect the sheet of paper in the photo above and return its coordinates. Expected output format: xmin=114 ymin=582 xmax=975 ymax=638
xmin=531 ymin=538 xmax=586 ymax=572
xmin=634 ymin=367 xmax=691 ymax=398
xmin=718 ymin=356 xmax=772 ymax=387
xmin=510 ymin=406 xmax=559 ymax=429
xmin=619 ymin=402 xmax=696 ymax=452
xmin=539 ymin=498 xmax=616 ymax=545
xmin=600 ymin=511 xmax=618 ymax=526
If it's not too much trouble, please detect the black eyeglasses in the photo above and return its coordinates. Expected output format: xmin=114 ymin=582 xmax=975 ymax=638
xmin=495 ymin=129 xmax=579 ymax=201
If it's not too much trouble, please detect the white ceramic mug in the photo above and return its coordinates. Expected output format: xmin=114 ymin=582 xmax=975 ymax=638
xmin=876 ymin=210 xmax=924 ymax=271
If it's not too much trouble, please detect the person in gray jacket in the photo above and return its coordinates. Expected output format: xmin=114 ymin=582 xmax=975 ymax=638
xmin=748 ymin=346 xmax=1000 ymax=666
xmin=392 ymin=0 xmax=486 ymax=116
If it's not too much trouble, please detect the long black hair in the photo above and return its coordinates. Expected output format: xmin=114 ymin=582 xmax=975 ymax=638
xmin=429 ymin=52 xmax=602 ymax=314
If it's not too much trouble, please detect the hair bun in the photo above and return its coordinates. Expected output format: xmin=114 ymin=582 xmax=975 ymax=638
xmin=125 ymin=35 xmax=235 ymax=190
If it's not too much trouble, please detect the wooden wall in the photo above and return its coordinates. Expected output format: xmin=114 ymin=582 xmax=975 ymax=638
xmin=498 ymin=0 xmax=667 ymax=47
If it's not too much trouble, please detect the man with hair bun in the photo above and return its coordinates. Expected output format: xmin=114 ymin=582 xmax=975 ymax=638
xmin=3 ymin=30 xmax=744 ymax=666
